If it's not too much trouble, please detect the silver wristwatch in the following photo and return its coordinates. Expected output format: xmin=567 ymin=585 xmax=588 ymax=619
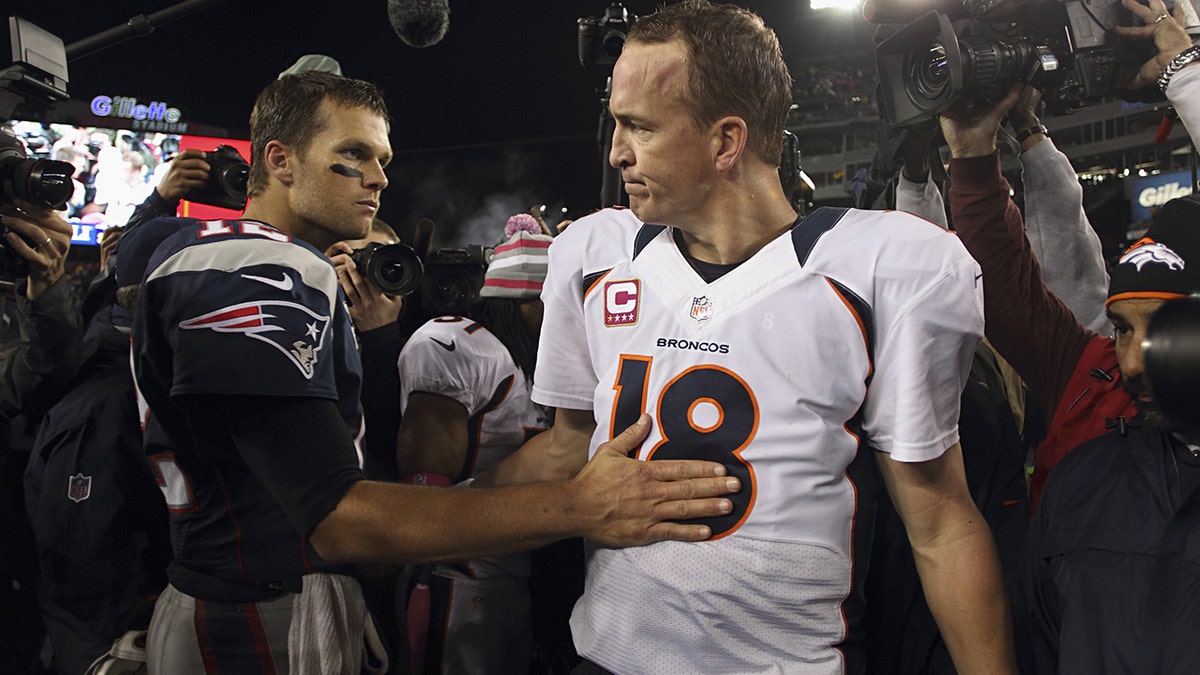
xmin=1158 ymin=45 xmax=1200 ymax=94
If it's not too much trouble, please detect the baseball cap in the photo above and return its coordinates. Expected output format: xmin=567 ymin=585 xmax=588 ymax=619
xmin=1108 ymin=193 xmax=1200 ymax=307
xmin=278 ymin=54 xmax=343 ymax=79
xmin=478 ymin=214 xmax=552 ymax=300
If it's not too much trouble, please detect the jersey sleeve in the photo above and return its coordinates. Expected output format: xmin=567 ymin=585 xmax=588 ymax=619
xmin=530 ymin=213 xmax=610 ymax=411
xmin=397 ymin=319 xmax=497 ymax=415
xmin=861 ymin=222 xmax=984 ymax=462
xmin=140 ymin=227 xmax=343 ymax=401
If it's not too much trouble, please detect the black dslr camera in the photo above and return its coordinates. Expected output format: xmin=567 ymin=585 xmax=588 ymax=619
xmin=184 ymin=145 xmax=249 ymax=210
xmin=350 ymin=242 xmax=490 ymax=317
xmin=578 ymin=3 xmax=638 ymax=69
xmin=874 ymin=0 xmax=1165 ymax=127
xmin=0 ymin=127 xmax=75 ymax=280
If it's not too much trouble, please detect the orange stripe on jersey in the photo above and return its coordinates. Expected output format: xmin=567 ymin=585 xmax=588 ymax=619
xmin=610 ymin=354 xmax=653 ymax=449
xmin=463 ymin=376 xmax=514 ymax=480
xmin=583 ymin=269 xmax=612 ymax=300
xmin=825 ymin=277 xmax=874 ymax=383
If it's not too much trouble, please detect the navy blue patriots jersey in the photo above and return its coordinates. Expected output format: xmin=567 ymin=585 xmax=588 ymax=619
xmin=132 ymin=217 xmax=364 ymax=590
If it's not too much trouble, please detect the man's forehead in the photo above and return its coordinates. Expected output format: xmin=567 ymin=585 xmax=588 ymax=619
xmin=315 ymin=101 xmax=391 ymax=148
xmin=613 ymin=41 xmax=687 ymax=99
xmin=1107 ymin=297 xmax=1168 ymax=321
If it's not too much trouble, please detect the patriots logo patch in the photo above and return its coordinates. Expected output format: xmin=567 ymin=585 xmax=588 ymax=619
xmin=180 ymin=301 xmax=330 ymax=379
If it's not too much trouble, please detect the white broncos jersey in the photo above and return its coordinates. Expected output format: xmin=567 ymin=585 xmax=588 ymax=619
xmin=399 ymin=315 xmax=550 ymax=578
xmin=532 ymin=207 xmax=984 ymax=674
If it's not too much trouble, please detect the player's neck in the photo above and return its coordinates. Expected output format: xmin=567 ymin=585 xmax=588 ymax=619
xmin=241 ymin=192 xmax=325 ymax=249
xmin=676 ymin=185 xmax=797 ymax=264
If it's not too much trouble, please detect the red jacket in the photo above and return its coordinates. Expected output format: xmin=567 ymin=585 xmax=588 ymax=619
xmin=949 ymin=153 xmax=1137 ymax=508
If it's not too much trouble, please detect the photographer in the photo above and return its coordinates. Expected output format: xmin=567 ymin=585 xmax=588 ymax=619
xmin=22 ymin=146 xmax=215 ymax=674
xmin=326 ymin=219 xmax=407 ymax=483
xmin=937 ymin=1 xmax=1200 ymax=669
xmin=0 ymin=196 xmax=83 ymax=672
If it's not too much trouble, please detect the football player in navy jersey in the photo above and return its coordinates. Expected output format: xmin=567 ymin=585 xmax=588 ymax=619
xmin=521 ymin=2 xmax=1017 ymax=673
xmin=130 ymin=70 xmax=739 ymax=674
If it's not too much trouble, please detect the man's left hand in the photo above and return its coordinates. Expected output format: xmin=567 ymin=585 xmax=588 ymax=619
xmin=326 ymin=241 xmax=405 ymax=331
xmin=0 ymin=199 xmax=73 ymax=301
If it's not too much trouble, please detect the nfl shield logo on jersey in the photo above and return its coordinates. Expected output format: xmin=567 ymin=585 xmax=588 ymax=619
xmin=690 ymin=296 xmax=714 ymax=323
xmin=68 ymin=473 xmax=92 ymax=503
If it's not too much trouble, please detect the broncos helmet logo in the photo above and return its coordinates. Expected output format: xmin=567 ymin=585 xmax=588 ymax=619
xmin=180 ymin=301 xmax=330 ymax=379
xmin=1119 ymin=239 xmax=1187 ymax=273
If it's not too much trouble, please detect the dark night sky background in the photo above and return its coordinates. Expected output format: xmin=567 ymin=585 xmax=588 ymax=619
xmin=6 ymin=0 xmax=875 ymax=246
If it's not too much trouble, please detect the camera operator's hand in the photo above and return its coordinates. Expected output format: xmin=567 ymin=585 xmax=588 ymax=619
xmin=326 ymin=241 xmax=405 ymax=331
xmin=1008 ymin=85 xmax=1048 ymax=153
xmin=0 ymin=199 xmax=73 ymax=301
xmin=1115 ymin=0 xmax=1193 ymax=90
xmin=939 ymin=84 xmax=1024 ymax=159
xmin=155 ymin=149 xmax=211 ymax=204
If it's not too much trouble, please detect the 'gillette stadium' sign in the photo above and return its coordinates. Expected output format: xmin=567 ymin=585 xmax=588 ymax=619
xmin=1131 ymin=171 xmax=1194 ymax=222
xmin=89 ymin=95 xmax=187 ymax=132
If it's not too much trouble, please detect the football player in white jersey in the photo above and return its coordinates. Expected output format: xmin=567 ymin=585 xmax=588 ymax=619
xmin=396 ymin=217 xmax=553 ymax=673
xmin=514 ymin=2 xmax=1018 ymax=673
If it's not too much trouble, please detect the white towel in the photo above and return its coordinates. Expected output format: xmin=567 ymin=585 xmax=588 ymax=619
xmin=287 ymin=573 xmax=388 ymax=675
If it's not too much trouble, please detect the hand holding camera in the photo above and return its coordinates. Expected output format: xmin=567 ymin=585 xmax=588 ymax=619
xmin=155 ymin=148 xmax=212 ymax=204
xmin=0 ymin=199 xmax=73 ymax=301
xmin=183 ymin=145 xmax=248 ymax=211
xmin=1113 ymin=0 xmax=1194 ymax=91
xmin=326 ymin=241 xmax=407 ymax=332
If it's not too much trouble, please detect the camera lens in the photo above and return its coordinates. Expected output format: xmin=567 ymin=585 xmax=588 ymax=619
xmin=222 ymin=164 xmax=249 ymax=198
xmin=601 ymin=29 xmax=627 ymax=60
xmin=423 ymin=266 xmax=480 ymax=317
xmin=909 ymin=42 xmax=952 ymax=102
xmin=0 ymin=156 xmax=76 ymax=210
xmin=355 ymin=243 xmax=423 ymax=296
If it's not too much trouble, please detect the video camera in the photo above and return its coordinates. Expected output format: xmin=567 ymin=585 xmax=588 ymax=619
xmin=0 ymin=126 xmax=74 ymax=280
xmin=184 ymin=144 xmax=249 ymax=211
xmin=578 ymin=3 xmax=638 ymax=69
xmin=1144 ymin=295 xmax=1200 ymax=433
xmin=874 ymin=0 xmax=1170 ymax=127
xmin=350 ymin=241 xmax=490 ymax=317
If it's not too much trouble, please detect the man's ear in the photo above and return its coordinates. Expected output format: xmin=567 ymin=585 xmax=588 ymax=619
xmin=263 ymin=140 xmax=294 ymax=186
xmin=713 ymin=116 xmax=747 ymax=172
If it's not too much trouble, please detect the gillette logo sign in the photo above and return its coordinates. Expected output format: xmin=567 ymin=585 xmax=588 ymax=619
xmin=1138 ymin=182 xmax=1193 ymax=208
xmin=1130 ymin=171 xmax=1197 ymax=222
xmin=90 ymin=96 xmax=182 ymax=123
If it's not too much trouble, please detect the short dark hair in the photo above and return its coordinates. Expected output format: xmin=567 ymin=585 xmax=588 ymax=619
xmin=247 ymin=71 xmax=390 ymax=197
xmin=469 ymin=298 xmax=539 ymax=382
xmin=627 ymin=0 xmax=793 ymax=164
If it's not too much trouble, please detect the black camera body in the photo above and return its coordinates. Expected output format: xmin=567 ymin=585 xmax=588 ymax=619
xmin=351 ymin=242 xmax=490 ymax=317
xmin=1145 ymin=296 xmax=1200 ymax=433
xmin=184 ymin=144 xmax=249 ymax=211
xmin=0 ymin=127 xmax=75 ymax=282
xmin=875 ymin=0 xmax=1161 ymax=127
xmin=578 ymin=3 xmax=637 ymax=69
